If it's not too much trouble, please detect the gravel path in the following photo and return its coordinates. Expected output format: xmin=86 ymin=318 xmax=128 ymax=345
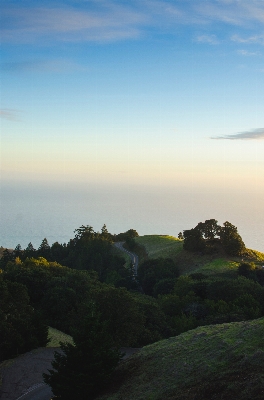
xmin=0 ymin=348 xmax=61 ymax=400
xmin=0 ymin=347 xmax=140 ymax=400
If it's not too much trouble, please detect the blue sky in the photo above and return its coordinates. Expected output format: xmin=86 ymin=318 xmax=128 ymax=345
xmin=1 ymin=0 xmax=264 ymax=192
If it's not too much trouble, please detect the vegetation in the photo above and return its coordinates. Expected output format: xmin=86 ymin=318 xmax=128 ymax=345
xmin=183 ymin=219 xmax=245 ymax=256
xmin=97 ymin=317 xmax=264 ymax=400
xmin=135 ymin=235 xmax=182 ymax=259
xmin=2 ymin=220 xmax=264 ymax=398
xmin=47 ymin=327 xmax=74 ymax=347
xmin=44 ymin=305 xmax=122 ymax=400
xmin=0 ymin=273 xmax=49 ymax=362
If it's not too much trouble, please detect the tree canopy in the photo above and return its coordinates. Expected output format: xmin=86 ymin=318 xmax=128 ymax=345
xmin=183 ymin=219 xmax=245 ymax=256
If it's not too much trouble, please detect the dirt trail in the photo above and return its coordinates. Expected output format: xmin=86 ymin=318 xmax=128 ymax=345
xmin=0 ymin=348 xmax=60 ymax=400
xmin=0 ymin=347 xmax=140 ymax=400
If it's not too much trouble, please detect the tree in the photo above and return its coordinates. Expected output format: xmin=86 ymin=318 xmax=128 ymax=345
xmin=220 ymin=221 xmax=245 ymax=256
xmin=0 ymin=278 xmax=48 ymax=361
xmin=0 ymin=248 xmax=13 ymax=269
xmin=183 ymin=228 xmax=205 ymax=252
xmin=74 ymin=225 xmax=95 ymax=241
xmin=43 ymin=305 xmax=121 ymax=400
xmin=178 ymin=232 xmax=184 ymax=240
xmin=138 ymin=258 xmax=179 ymax=296
xmin=238 ymin=262 xmax=256 ymax=279
xmin=24 ymin=242 xmax=36 ymax=259
xmin=183 ymin=219 xmax=245 ymax=255
xmin=100 ymin=224 xmax=112 ymax=241
xmin=38 ymin=238 xmax=51 ymax=260
xmin=14 ymin=244 xmax=23 ymax=259
xmin=91 ymin=286 xmax=144 ymax=346
xmin=200 ymin=219 xmax=221 ymax=241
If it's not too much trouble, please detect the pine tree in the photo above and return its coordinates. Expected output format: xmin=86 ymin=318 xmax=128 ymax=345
xmin=38 ymin=238 xmax=51 ymax=259
xmin=43 ymin=305 xmax=122 ymax=399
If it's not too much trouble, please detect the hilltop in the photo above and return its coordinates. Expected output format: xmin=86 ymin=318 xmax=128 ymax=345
xmin=97 ymin=317 xmax=264 ymax=400
xmin=135 ymin=234 xmax=264 ymax=276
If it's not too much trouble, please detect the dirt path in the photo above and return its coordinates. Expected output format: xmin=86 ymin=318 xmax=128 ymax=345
xmin=0 ymin=348 xmax=60 ymax=400
xmin=0 ymin=347 xmax=140 ymax=400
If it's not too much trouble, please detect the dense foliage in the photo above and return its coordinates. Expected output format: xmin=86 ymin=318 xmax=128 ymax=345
xmin=183 ymin=219 xmax=245 ymax=256
xmin=0 ymin=225 xmax=139 ymax=288
xmin=43 ymin=305 xmax=122 ymax=400
xmin=0 ymin=274 xmax=48 ymax=361
xmin=2 ymin=219 xmax=264 ymax=399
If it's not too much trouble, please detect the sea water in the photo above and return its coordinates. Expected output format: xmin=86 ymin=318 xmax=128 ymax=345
xmin=1 ymin=181 xmax=263 ymax=252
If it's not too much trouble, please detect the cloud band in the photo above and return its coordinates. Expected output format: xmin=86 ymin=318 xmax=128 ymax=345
xmin=211 ymin=128 xmax=264 ymax=140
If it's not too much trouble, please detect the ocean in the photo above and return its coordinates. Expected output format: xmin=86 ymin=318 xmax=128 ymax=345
xmin=1 ymin=181 xmax=263 ymax=252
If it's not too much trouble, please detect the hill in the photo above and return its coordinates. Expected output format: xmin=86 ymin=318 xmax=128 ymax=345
xmin=135 ymin=235 xmax=183 ymax=259
xmin=135 ymin=235 xmax=264 ymax=276
xmin=97 ymin=318 xmax=264 ymax=400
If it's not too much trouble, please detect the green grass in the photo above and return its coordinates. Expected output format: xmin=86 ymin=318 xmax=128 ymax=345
xmin=191 ymin=258 xmax=239 ymax=277
xmin=134 ymin=235 xmax=264 ymax=277
xmin=97 ymin=318 xmax=264 ymax=400
xmin=47 ymin=327 xmax=74 ymax=347
xmin=135 ymin=235 xmax=183 ymax=259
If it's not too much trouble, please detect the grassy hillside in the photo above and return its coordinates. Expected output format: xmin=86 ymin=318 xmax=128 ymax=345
xmin=47 ymin=327 xmax=74 ymax=347
xmin=135 ymin=235 xmax=264 ymax=276
xmin=135 ymin=235 xmax=183 ymax=259
xmin=97 ymin=318 xmax=264 ymax=400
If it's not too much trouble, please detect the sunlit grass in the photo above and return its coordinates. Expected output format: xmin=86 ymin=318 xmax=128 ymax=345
xmin=135 ymin=235 xmax=183 ymax=259
xmin=47 ymin=327 xmax=74 ymax=347
xmin=191 ymin=258 xmax=239 ymax=276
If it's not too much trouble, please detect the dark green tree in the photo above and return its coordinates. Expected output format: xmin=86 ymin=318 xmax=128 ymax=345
xmin=199 ymin=219 xmax=221 ymax=241
xmin=14 ymin=244 xmax=23 ymax=259
xmin=24 ymin=242 xmax=36 ymax=259
xmin=0 ymin=278 xmax=48 ymax=361
xmin=43 ymin=305 xmax=121 ymax=400
xmin=220 ymin=221 xmax=245 ymax=256
xmin=183 ymin=228 xmax=205 ymax=252
xmin=0 ymin=248 xmax=13 ymax=269
xmin=38 ymin=238 xmax=51 ymax=260
xmin=138 ymin=258 xmax=179 ymax=296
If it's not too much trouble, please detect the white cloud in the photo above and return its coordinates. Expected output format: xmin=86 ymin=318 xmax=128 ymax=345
xmin=195 ymin=34 xmax=219 ymax=44
xmin=232 ymin=34 xmax=264 ymax=44
xmin=0 ymin=3 xmax=147 ymax=43
xmin=237 ymin=49 xmax=260 ymax=56
xmin=2 ymin=1 xmax=264 ymax=44
xmin=211 ymin=128 xmax=264 ymax=140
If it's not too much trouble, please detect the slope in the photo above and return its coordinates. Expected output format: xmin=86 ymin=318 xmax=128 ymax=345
xmin=135 ymin=235 xmax=264 ymax=276
xmin=97 ymin=318 xmax=264 ymax=400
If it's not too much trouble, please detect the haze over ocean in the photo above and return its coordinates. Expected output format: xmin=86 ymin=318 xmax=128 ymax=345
xmin=1 ymin=182 xmax=263 ymax=252
xmin=1 ymin=1 xmax=264 ymax=251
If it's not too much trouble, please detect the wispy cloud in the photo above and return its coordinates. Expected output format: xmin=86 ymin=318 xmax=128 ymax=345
xmin=1 ymin=59 xmax=89 ymax=73
xmin=237 ymin=49 xmax=261 ymax=56
xmin=232 ymin=34 xmax=264 ymax=44
xmin=0 ymin=109 xmax=20 ymax=121
xmin=2 ymin=1 xmax=264 ymax=45
xmin=0 ymin=3 xmax=147 ymax=44
xmin=195 ymin=0 xmax=264 ymax=26
xmin=195 ymin=34 xmax=219 ymax=44
xmin=211 ymin=128 xmax=264 ymax=140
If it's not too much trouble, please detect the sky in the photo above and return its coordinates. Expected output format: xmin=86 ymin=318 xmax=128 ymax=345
xmin=1 ymin=0 xmax=264 ymax=248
